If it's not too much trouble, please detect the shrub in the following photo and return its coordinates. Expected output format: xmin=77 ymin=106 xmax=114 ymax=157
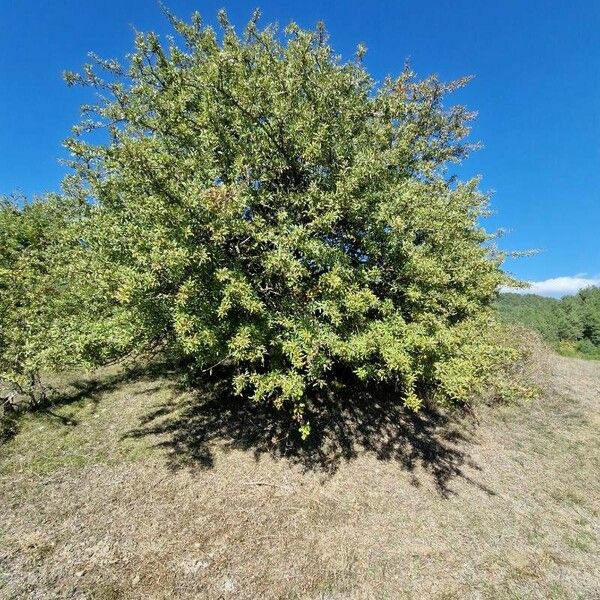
xmin=0 ymin=195 xmax=74 ymax=404
xmin=0 ymin=194 xmax=136 ymax=412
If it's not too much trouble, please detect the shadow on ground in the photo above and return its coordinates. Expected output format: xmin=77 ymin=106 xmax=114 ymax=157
xmin=123 ymin=366 xmax=489 ymax=497
xmin=2 ymin=360 xmax=491 ymax=496
xmin=0 ymin=360 xmax=173 ymax=442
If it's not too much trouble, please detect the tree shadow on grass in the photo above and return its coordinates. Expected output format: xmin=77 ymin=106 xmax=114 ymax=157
xmin=125 ymin=367 xmax=492 ymax=497
xmin=0 ymin=360 xmax=174 ymax=443
xmin=3 ymin=360 xmax=494 ymax=496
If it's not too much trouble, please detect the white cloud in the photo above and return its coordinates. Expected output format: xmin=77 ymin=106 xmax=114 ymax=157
xmin=505 ymin=275 xmax=600 ymax=298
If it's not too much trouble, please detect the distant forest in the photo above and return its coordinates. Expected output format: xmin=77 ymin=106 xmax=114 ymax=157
xmin=496 ymin=287 xmax=600 ymax=359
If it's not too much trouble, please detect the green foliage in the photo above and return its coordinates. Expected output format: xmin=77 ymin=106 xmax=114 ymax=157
xmin=0 ymin=195 xmax=136 ymax=405
xmin=0 ymin=195 xmax=76 ymax=399
xmin=496 ymin=289 xmax=600 ymax=360
xmin=2 ymin=11 xmax=519 ymax=435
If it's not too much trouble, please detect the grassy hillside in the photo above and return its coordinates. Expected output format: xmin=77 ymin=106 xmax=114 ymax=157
xmin=1 ymin=349 xmax=599 ymax=599
xmin=496 ymin=288 xmax=600 ymax=360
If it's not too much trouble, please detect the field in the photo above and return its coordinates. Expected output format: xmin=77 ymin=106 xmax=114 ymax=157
xmin=1 ymin=350 xmax=599 ymax=599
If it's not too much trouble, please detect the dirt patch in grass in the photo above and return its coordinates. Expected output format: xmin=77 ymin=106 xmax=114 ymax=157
xmin=1 ymin=352 xmax=599 ymax=599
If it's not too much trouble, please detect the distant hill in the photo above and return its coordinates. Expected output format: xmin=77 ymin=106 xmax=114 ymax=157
xmin=495 ymin=287 xmax=600 ymax=359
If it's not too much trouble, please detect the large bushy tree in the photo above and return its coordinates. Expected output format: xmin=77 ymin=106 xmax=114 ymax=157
xmin=4 ymin=11 xmax=519 ymax=436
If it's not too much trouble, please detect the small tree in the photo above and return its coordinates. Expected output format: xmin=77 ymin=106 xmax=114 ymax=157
xmin=61 ymin=11 xmax=514 ymax=436
xmin=0 ymin=194 xmax=136 ymax=410
xmin=0 ymin=195 xmax=73 ymax=405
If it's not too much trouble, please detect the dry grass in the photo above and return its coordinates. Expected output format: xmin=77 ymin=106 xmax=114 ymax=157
xmin=1 ymin=350 xmax=599 ymax=599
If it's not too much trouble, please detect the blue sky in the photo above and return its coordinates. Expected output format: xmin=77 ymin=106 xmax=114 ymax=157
xmin=1 ymin=0 xmax=598 ymax=294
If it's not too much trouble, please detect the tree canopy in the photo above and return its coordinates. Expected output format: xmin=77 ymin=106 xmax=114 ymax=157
xmin=1 ymin=11 xmax=520 ymax=436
